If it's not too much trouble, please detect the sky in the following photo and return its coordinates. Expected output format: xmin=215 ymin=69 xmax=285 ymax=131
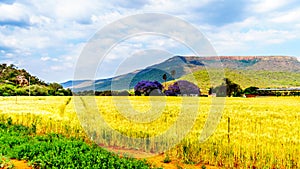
xmin=1 ymin=0 xmax=300 ymax=82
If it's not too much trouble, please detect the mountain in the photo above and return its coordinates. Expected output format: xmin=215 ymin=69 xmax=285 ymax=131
xmin=61 ymin=55 xmax=300 ymax=92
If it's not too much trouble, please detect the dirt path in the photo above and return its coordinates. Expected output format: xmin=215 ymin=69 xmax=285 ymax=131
xmin=146 ymin=155 xmax=219 ymax=169
xmin=6 ymin=159 xmax=31 ymax=169
xmin=8 ymin=156 xmax=218 ymax=169
xmin=102 ymin=145 xmax=219 ymax=169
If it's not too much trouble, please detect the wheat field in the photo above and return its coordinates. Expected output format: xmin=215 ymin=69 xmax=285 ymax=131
xmin=0 ymin=96 xmax=299 ymax=168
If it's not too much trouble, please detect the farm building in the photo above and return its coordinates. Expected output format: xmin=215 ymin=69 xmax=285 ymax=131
xmin=256 ymin=87 xmax=300 ymax=96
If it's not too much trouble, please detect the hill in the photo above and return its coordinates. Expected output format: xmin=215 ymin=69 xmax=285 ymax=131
xmin=181 ymin=69 xmax=300 ymax=93
xmin=0 ymin=64 xmax=47 ymax=86
xmin=61 ymin=55 xmax=300 ymax=92
xmin=0 ymin=64 xmax=72 ymax=96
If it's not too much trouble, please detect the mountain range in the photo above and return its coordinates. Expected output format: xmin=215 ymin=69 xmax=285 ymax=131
xmin=61 ymin=56 xmax=300 ymax=93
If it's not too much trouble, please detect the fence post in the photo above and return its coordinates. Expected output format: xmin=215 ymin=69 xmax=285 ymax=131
xmin=228 ymin=117 xmax=230 ymax=144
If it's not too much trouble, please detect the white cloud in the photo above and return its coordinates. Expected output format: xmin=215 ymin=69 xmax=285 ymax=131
xmin=40 ymin=56 xmax=61 ymax=62
xmin=206 ymin=24 xmax=300 ymax=55
xmin=50 ymin=66 xmax=63 ymax=71
xmin=143 ymin=0 xmax=213 ymax=15
xmin=40 ymin=56 xmax=50 ymax=61
xmin=1 ymin=36 xmax=18 ymax=48
xmin=0 ymin=2 xmax=29 ymax=24
xmin=5 ymin=53 xmax=14 ymax=58
xmin=29 ymin=15 xmax=52 ymax=26
xmin=250 ymin=0 xmax=294 ymax=13
xmin=270 ymin=8 xmax=300 ymax=24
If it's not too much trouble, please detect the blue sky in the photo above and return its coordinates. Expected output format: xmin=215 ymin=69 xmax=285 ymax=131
xmin=1 ymin=0 xmax=300 ymax=82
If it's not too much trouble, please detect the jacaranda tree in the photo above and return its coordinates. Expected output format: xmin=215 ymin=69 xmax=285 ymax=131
xmin=164 ymin=80 xmax=200 ymax=96
xmin=134 ymin=80 xmax=164 ymax=96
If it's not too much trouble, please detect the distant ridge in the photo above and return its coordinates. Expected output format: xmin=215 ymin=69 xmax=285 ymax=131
xmin=188 ymin=55 xmax=297 ymax=61
xmin=61 ymin=55 xmax=300 ymax=92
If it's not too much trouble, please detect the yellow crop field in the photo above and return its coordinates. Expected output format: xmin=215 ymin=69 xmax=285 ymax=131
xmin=0 ymin=96 xmax=299 ymax=168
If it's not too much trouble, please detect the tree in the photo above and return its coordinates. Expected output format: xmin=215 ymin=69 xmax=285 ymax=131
xmin=164 ymin=80 xmax=200 ymax=96
xmin=213 ymin=78 xmax=242 ymax=97
xmin=162 ymin=74 xmax=167 ymax=88
xmin=0 ymin=84 xmax=16 ymax=96
xmin=213 ymin=85 xmax=227 ymax=97
xmin=171 ymin=70 xmax=176 ymax=78
xmin=28 ymin=85 xmax=48 ymax=96
xmin=208 ymin=87 xmax=213 ymax=95
xmin=224 ymin=78 xmax=242 ymax=97
xmin=62 ymin=88 xmax=72 ymax=96
xmin=116 ymin=90 xmax=129 ymax=96
xmin=49 ymin=83 xmax=63 ymax=91
xmin=134 ymin=80 xmax=163 ymax=96
xmin=243 ymin=86 xmax=259 ymax=95
xmin=48 ymin=83 xmax=64 ymax=96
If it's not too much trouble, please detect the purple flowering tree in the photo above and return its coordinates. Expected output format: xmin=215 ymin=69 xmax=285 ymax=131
xmin=165 ymin=80 xmax=200 ymax=96
xmin=134 ymin=80 xmax=164 ymax=96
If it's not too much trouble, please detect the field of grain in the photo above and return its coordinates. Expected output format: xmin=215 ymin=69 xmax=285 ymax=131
xmin=0 ymin=96 xmax=299 ymax=168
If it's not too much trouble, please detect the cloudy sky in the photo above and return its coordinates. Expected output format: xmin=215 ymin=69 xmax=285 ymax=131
xmin=1 ymin=0 xmax=300 ymax=82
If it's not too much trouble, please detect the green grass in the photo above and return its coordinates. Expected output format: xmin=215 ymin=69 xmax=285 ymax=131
xmin=0 ymin=118 xmax=155 ymax=169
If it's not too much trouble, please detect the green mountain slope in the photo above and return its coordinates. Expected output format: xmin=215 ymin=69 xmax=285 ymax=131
xmin=181 ymin=69 xmax=300 ymax=93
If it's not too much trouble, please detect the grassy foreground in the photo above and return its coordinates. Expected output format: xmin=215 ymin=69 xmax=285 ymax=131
xmin=0 ymin=96 xmax=300 ymax=168
xmin=0 ymin=118 xmax=155 ymax=168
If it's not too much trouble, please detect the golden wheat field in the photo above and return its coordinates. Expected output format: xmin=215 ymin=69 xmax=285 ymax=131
xmin=0 ymin=96 xmax=299 ymax=168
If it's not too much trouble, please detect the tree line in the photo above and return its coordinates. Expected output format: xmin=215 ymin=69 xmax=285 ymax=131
xmin=76 ymin=77 xmax=299 ymax=97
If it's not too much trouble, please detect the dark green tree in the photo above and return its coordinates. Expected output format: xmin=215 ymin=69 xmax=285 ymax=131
xmin=213 ymin=78 xmax=242 ymax=97
xmin=224 ymin=78 xmax=242 ymax=97
xmin=162 ymin=73 xmax=167 ymax=88
xmin=243 ymin=86 xmax=259 ymax=95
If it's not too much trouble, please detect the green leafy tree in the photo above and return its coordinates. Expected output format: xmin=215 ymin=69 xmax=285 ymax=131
xmin=48 ymin=83 xmax=63 ymax=95
xmin=49 ymin=83 xmax=63 ymax=91
xmin=15 ymin=87 xmax=27 ymax=95
xmin=29 ymin=85 xmax=48 ymax=96
xmin=243 ymin=86 xmax=259 ymax=94
xmin=0 ymin=84 xmax=16 ymax=96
